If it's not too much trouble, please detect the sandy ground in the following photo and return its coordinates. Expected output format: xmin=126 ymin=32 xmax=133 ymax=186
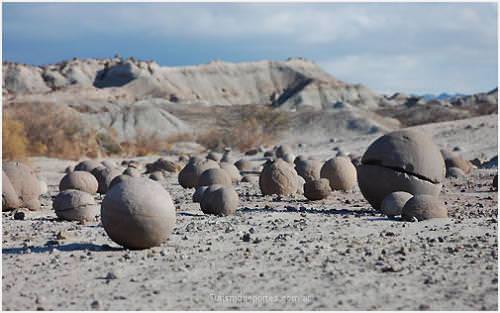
xmin=2 ymin=114 xmax=498 ymax=310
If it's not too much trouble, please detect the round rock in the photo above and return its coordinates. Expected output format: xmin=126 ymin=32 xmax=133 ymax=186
xmin=59 ymin=171 xmax=99 ymax=194
xmin=303 ymin=178 xmax=331 ymax=201
xmin=3 ymin=161 xmax=42 ymax=211
xmin=53 ymin=190 xmax=99 ymax=222
xmin=192 ymin=186 xmax=209 ymax=203
xmin=446 ymin=167 xmax=465 ymax=178
xmin=74 ymin=160 xmax=101 ymax=172
xmin=2 ymin=171 xmax=21 ymax=211
xmin=178 ymin=158 xmax=219 ymax=188
xmin=200 ymin=186 xmax=239 ymax=216
xmin=220 ymin=162 xmax=241 ymax=183
xmin=401 ymin=195 xmax=448 ymax=221
xmin=259 ymin=159 xmax=299 ymax=196
xmin=197 ymin=168 xmax=232 ymax=187
xmin=380 ymin=191 xmax=413 ymax=217
xmin=358 ymin=130 xmax=445 ymax=210
xmin=101 ymin=177 xmax=176 ymax=249
xmin=295 ymin=158 xmax=321 ymax=183
xmin=320 ymin=157 xmax=357 ymax=191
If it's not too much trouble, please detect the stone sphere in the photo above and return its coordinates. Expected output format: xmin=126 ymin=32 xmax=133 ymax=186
xmin=357 ymin=130 xmax=445 ymax=210
xmin=219 ymin=162 xmax=241 ymax=183
xmin=234 ymin=159 xmax=254 ymax=172
xmin=74 ymin=160 xmax=101 ymax=172
xmin=178 ymin=158 xmax=219 ymax=188
xmin=101 ymin=177 xmax=176 ymax=249
xmin=192 ymin=186 xmax=209 ymax=203
xmin=320 ymin=157 xmax=357 ymax=191
xmin=303 ymin=178 xmax=331 ymax=201
xmin=149 ymin=171 xmax=165 ymax=181
xmin=380 ymin=191 xmax=413 ymax=217
xmin=65 ymin=165 xmax=74 ymax=174
xmin=200 ymin=186 xmax=239 ymax=216
xmin=259 ymin=159 xmax=299 ymax=196
xmin=207 ymin=151 xmax=222 ymax=162
xmin=446 ymin=167 xmax=465 ymax=178
xmin=295 ymin=158 xmax=321 ymax=183
xmin=3 ymin=161 xmax=42 ymax=211
xmin=197 ymin=168 xmax=232 ymax=187
xmin=109 ymin=174 xmax=131 ymax=190
xmin=123 ymin=167 xmax=141 ymax=177
xmin=441 ymin=149 xmax=472 ymax=170
xmin=92 ymin=167 xmax=121 ymax=194
xmin=275 ymin=144 xmax=293 ymax=159
xmin=59 ymin=171 xmax=99 ymax=194
xmin=401 ymin=195 xmax=447 ymax=221
xmin=2 ymin=171 xmax=21 ymax=211
xmin=53 ymin=190 xmax=99 ymax=222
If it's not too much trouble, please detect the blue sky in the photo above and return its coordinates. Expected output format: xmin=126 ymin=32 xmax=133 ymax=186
xmin=2 ymin=2 xmax=498 ymax=95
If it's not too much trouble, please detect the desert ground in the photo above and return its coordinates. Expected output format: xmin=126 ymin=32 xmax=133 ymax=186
xmin=2 ymin=113 xmax=497 ymax=310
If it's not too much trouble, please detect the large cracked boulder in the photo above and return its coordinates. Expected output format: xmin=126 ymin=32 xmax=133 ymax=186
xmin=357 ymin=130 xmax=445 ymax=210
xmin=3 ymin=161 xmax=42 ymax=211
xmin=101 ymin=177 xmax=176 ymax=249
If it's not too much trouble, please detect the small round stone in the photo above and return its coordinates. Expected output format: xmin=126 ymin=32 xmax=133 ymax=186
xmin=178 ymin=158 xmax=219 ymax=188
xmin=303 ymin=178 xmax=331 ymax=201
xmin=219 ymin=162 xmax=241 ymax=183
xmin=197 ymin=168 xmax=232 ymax=187
xmin=200 ymin=186 xmax=239 ymax=216
xmin=74 ymin=160 xmax=101 ymax=172
xmin=380 ymin=191 xmax=413 ymax=217
xmin=320 ymin=157 xmax=357 ymax=191
xmin=53 ymin=190 xmax=99 ymax=222
xmin=401 ymin=195 xmax=448 ymax=221
xmin=59 ymin=171 xmax=99 ymax=194
xmin=192 ymin=186 xmax=209 ymax=203
xmin=3 ymin=161 xmax=42 ymax=211
xmin=259 ymin=159 xmax=299 ymax=196
xmin=295 ymin=158 xmax=321 ymax=183
xmin=446 ymin=167 xmax=465 ymax=178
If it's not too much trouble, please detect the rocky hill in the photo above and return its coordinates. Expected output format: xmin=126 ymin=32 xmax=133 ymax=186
xmin=3 ymin=57 xmax=393 ymax=110
xmin=2 ymin=57 xmax=497 ymax=145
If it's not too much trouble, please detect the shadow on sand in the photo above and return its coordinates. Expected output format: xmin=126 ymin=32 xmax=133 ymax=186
xmin=239 ymin=206 xmax=375 ymax=216
xmin=3 ymin=243 xmax=122 ymax=255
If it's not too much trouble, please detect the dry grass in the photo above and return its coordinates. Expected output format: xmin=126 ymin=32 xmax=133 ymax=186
xmin=2 ymin=111 xmax=28 ymax=161
xmin=4 ymin=102 xmax=100 ymax=160
xmin=196 ymin=105 xmax=289 ymax=151
xmin=120 ymin=131 xmax=195 ymax=157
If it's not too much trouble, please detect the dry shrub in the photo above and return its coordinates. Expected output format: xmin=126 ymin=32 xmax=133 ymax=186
xmin=5 ymin=102 xmax=100 ymax=160
xmin=197 ymin=105 xmax=289 ymax=151
xmin=2 ymin=112 xmax=28 ymax=160
xmin=120 ymin=130 xmax=195 ymax=157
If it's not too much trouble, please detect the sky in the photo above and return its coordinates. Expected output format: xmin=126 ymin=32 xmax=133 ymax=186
xmin=2 ymin=2 xmax=498 ymax=95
